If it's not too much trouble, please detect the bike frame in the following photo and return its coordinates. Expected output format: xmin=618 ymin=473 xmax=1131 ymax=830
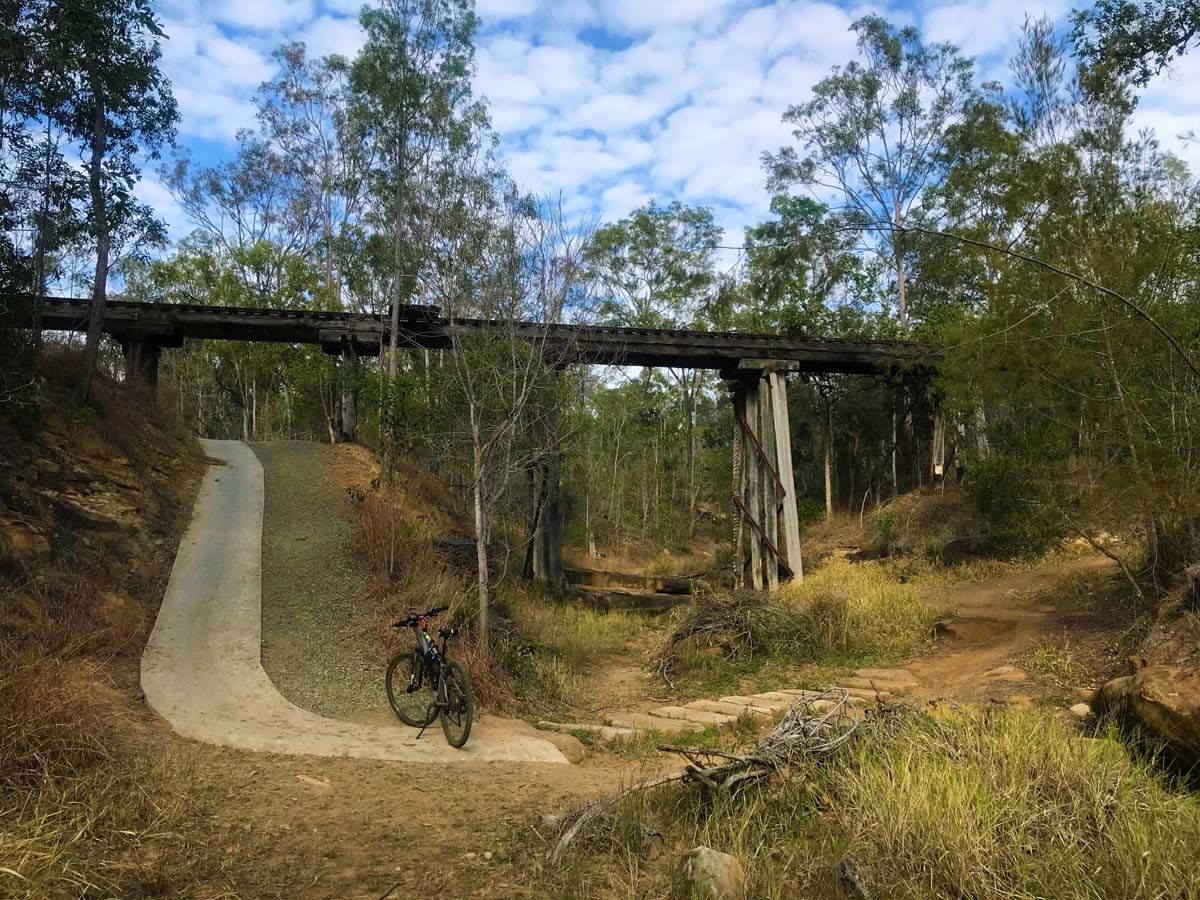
xmin=406 ymin=617 xmax=454 ymax=733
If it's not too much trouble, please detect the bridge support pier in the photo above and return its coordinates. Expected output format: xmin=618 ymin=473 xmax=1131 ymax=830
xmin=338 ymin=343 xmax=358 ymax=443
xmin=729 ymin=364 xmax=803 ymax=589
xmin=121 ymin=338 xmax=162 ymax=387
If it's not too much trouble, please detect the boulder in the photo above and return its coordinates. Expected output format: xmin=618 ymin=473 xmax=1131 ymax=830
xmin=0 ymin=516 xmax=51 ymax=567
xmin=680 ymin=846 xmax=746 ymax=900
xmin=538 ymin=730 xmax=586 ymax=764
xmin=1096 ymin=665 xmax=1200 ymax=762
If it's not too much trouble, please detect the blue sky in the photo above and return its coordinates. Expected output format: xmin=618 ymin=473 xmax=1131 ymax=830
xmin=140 ymin=0 xmax=1200 ymax=246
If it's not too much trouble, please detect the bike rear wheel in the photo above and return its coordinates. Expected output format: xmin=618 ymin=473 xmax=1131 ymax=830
xmin=439 ymin=660 xmax=474 ymax=748
xmin=385 ymin=651 xmax=437 ymax=727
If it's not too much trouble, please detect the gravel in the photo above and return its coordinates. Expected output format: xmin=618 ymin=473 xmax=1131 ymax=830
xmin=254 ymin=441 xmax=386 ymax=720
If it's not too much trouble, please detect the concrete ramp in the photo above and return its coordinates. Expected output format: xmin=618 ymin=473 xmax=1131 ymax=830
xmin=141 ymin=439 xmax=565 ymax=764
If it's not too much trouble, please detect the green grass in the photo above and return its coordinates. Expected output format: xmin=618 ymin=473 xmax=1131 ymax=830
xmin=539 ymin=711 xmax=1200 ymax=900
xmin=1021 ymin=637 xmax=1090 ymax=686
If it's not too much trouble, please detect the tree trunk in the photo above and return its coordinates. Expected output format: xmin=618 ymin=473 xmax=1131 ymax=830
xmin=74 ymin=80 xmax=108 ymax=406
xmin=824 ymin=400 xmax=834 ymax=521
xmin=472 ymin=444 xmax=490 ymax=648
xmin=32 ymin=118 xmax=53 ymax=356
xmin=894 ymin=198 xmax=907 ymax=331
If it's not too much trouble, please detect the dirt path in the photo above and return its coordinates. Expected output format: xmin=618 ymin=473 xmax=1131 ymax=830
xmin=141 ymin=439 xmax=564 ymax=763
xmin=906 ymin=554 xmax=1118 ymax=698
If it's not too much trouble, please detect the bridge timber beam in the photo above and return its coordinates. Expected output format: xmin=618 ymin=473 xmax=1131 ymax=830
xmin=32 ymin=296 xmax=938 ymax=375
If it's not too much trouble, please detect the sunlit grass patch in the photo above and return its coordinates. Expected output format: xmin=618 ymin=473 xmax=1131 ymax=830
xmin=542 ymin=710 xmax=1200 ymax=900
xmin=1021 ymin=636 xmax=1090 ymax=686
xmin=776 ymin=559 xmax=943 ymax=661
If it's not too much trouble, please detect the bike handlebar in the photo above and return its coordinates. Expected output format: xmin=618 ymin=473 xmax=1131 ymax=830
xmin=392 ymin=605 xmax=450 ymax=629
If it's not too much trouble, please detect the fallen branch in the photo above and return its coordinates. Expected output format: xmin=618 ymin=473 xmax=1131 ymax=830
xmin=1061 ymin=513 xmax=1144 ymax=600
xmin=549 ymin=689 xmax=860 ymax=866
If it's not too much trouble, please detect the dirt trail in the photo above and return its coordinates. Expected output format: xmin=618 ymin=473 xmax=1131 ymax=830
xmin=905 ymin=554 xmax=1118 ymax=697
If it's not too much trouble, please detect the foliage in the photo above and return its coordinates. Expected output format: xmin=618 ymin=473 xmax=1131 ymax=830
xmin=586 ymin=200 xmax=721 ymax=330
xmin=1074 ymin=0 xmax=1200 ymax=85
xmin=764 ymin=14 xmax=977 ymax=330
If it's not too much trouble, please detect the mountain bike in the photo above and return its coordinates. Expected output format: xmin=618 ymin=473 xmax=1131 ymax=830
xmin=385 ymin=605 xmax=475 ymax=748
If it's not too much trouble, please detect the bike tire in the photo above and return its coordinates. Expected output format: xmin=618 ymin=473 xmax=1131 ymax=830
xmin=439 ymin=660 xmax=474 ymax=749
xmin=385 ymin=651 xmax=437 ymax=728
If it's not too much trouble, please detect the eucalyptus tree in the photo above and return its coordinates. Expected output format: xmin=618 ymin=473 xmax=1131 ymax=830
xmin=166 ymin=139 xmax=319 ymax=298
xmin=38 ymin=0 xmax=176 ymax=404
xmin=350 ymin=0 xmax=486 ymax=380
xmin=763 ymin=15 xmax=976 ymax=332
xmin=1074 ymin=0 xmax=1200 ymax=84
xmin=258 ymin=43 xmax=372 ymax=308
xmin=585 ymin=200 xmax=721 ymax=516
xmin=913 ymin=18 xmax=1200 ymax=587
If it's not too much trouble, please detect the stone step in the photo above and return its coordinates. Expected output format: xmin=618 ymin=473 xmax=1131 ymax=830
xmin=775 ymin=687 xmax=887 ymax=704
xmin=720 ymin=695 xmax=792 ymax=714
xmin=751 ymin=691 xmax=805 ymax=705
xmin=686 ymin=699 xmax=775 ymax=720
xmin=537 ymin=721 xmax=635 ymax=741
xmin=840 ymin=676 xmax=916 ymax=693
xmin=650 ymin=705 xmax=738 ymax=727
xmin=609 ymin=712 xmax=706 ymax=734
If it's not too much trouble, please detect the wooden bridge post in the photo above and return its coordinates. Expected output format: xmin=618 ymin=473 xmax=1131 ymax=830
xmin=769 ymin=370 xmax=803 ymax=581
xmin=121 ymin=338 xmax=162 ymax=387
xmin=338 ymin=342 xmax=359 ymax=443
xmin=730 ymin=364 xmax=804 ymax=589
xmin=743 ymin=380 xmax=765 ymax=589
xmin=758 ymin=377 xmax=780 ymax=591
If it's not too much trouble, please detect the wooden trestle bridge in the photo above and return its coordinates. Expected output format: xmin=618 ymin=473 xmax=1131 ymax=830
xmin=36 ymin=295 xmax=937 ymax=591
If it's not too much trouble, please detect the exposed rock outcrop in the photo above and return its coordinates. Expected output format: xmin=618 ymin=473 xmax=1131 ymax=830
xmin=1096 ymin=665 xmax=1200 ymax=763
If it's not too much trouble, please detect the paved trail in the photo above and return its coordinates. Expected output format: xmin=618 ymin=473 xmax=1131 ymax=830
xmin=140 ymin=439 xmax=565 ymax=764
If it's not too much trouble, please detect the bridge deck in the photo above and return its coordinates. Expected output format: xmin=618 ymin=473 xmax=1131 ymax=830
xmin=32 ymin=296 xmax=935 ymax=375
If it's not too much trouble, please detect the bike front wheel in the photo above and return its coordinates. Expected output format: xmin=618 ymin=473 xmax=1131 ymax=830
xmin=385 ymin=651 xmax=437 ymax=727
xmin=439 ymin=660 xmax=474 ymax=748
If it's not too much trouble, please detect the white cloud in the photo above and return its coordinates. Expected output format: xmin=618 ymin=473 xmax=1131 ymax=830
xmin=134 ymin=174 xmax=192 ymax=242
xmin=297 ymin=13 xmax=365 ymax=58
xmin=212 ymin=0 xmax=315 ymax=31
xmin=477 ymin=0 xmax=541 ymax=20
xmin=160 ymin=21 xmax=275 ymax=140
xmin=922 ymin=0 xmax=1070 ymax=69
xmin=153 ymin=0 xmax=1200 ymax=263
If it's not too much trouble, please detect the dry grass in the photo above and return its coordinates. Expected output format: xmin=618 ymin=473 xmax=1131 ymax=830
xmin=661 ymin=559 xmax=943 ymax=691
xmin=538 ymin=710 xmax=1200 ymax=900
xmin=777 ymin=559 xmax=940 ymax=660
xmin=0 ymin=346 xmax=206 ymax=899
xmin=0 ymin=655 xmax=198 ymax=899
xmin=353 ymin=469 xmax=662 ymax=714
